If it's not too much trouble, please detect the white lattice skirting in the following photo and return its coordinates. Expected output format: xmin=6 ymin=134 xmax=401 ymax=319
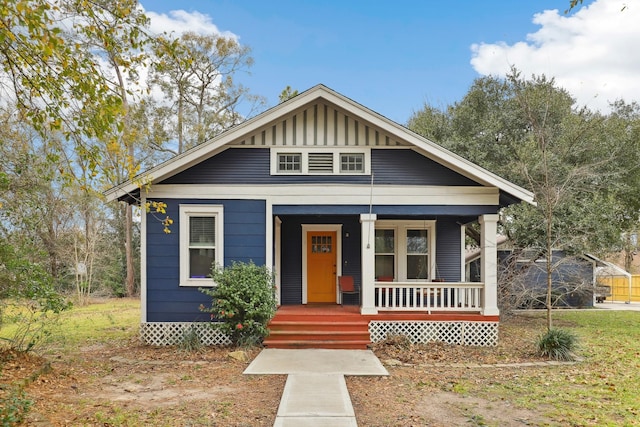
xmin=369 ymin=321 xmax=499 ymax=347
xmin=140 ymin=322 xmax=231 ymax=346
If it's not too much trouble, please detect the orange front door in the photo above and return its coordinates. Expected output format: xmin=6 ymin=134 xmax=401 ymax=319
xmin=307 ymin=231 xmax=337 ymax=303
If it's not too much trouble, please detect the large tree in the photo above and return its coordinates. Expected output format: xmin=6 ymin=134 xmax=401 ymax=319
xmin=148 ymin=31 xmax=265 ymax=154
xmin=66 ymin=0 xmax=151 ymax=297
xmin=409 ymin=70 xmax=639 ymax=328
xmin=0 ymin=0 xmax=129 ymax=147
xmin=1 ymin=1 xmax=156 ymax=301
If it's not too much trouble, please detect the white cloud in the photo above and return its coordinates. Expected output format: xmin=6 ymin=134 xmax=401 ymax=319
xmin=126 ymin=7 xmax=242 ymax=103
xmin=470 ymin=0 xmax=640 ymax=112
xmin=142 ymin=7 xmax=238 ymax=40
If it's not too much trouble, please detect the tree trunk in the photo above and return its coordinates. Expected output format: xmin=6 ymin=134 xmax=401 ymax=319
xmin=545 ymin=248 xmax=553 ymax=331
xmin=112 ymin=53 xmax=136 ymax=297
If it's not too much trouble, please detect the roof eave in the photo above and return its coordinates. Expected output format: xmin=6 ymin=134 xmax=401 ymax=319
xmin=105 ymin=84 xmax=536 ymax=206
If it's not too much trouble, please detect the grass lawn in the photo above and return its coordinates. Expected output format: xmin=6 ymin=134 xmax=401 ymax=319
xmin=1 ymin=298 xmax=139 ymax=353
xmin=455 ymin=310 xmax=640 ymax=426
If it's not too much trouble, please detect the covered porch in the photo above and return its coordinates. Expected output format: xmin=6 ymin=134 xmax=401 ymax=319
xmin=270 ymin=211 xmax=500 ymax=347
xmin=273 ymin=211 xmax=499 ymax=316
xmin=359 ymin=213 xmax=499 ymax=316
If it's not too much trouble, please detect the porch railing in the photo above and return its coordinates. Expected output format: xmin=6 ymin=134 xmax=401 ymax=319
xmin=374 ymin=281 xmax=484 ymax=313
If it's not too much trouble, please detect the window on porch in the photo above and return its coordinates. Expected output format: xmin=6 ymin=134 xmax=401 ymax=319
xmin=374 ymin=221 xmax=435 ymax=281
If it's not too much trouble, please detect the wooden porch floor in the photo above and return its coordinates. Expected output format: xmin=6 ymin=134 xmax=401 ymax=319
xmin=273 ymin=304 xmax=498 ymax=322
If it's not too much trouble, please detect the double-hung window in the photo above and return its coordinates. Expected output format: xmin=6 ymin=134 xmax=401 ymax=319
xmin=374 ymin=221 xmax=435 ymax=281
xmin=179 ymin=205 xmax=224 ymax=287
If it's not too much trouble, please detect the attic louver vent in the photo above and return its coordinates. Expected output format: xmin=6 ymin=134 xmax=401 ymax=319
xmin=308 ymin=153 xmax=333 ymax=172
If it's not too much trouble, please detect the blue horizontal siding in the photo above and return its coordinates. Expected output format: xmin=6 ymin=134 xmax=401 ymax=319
xmin=161 ymin=149 xmax=270 ymax=184
xmin=145 ymin=198 xmax=266 ymax=322
xmin=160 ymin=148 xmax=481 ymax=187
xmin=435 ymin=219 xmax=462 ymax=282
xmin=371 ymin=150 xmax=478 ymax=186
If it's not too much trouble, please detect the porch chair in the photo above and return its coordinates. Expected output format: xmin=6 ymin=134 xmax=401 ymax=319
xmin=338 ymin=275 xmax=359 ymax=305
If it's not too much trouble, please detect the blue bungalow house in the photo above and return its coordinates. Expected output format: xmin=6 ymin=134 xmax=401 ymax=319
xmin=106 ymin=85 xmax=534 ymax=348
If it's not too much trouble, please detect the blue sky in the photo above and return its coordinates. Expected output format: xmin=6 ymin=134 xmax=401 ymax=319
xmin=141 ymin=0 xmax=638 ymax=124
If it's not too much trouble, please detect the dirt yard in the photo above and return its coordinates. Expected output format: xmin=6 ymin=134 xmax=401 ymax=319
xmin=3 ymin=314 xmax=559 ymax=426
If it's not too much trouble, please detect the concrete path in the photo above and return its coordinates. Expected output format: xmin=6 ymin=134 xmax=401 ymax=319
xmin=596 ymin=301 xmax=640 ymax=311
xmin=244 ymin=349 xmax=388 ymax=427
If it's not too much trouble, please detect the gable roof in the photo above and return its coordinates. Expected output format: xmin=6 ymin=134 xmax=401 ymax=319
xmin=105 ymin=84 xmax=535 ymax=205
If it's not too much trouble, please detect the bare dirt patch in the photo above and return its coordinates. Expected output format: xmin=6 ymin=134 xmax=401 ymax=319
xmin=8 ymin=342 xmax=286 ymax=426
xmin=2 ymin=313 xmax=562 ymax=426
xmin=347 ymin=314 xmax=557 ymax=426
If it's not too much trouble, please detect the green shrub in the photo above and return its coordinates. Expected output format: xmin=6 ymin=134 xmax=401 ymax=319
xmin=0 ymin=243 xmax=70 ymax=353
xmin=200 ymin=261 xmax=276 ymax=347
xmin=536 ymin=327 xmax=579 ymax=361
xmin=0 ymin=386 xmax=33 ymax=426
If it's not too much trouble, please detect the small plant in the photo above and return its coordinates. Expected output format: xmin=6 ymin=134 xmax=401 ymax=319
xmin=178 ymin=325 xmax=202 ymax=352
xmin=0 ymin=245 xmax=71 ymax=353
xmin=200 ymin=261 xmax=276 ymax=347
xmin=0 ymin=386 xmax=33 ymax=426
xmin=536 ymin=327 xmax=579 ymax=361
xmin=383 ymin=332 xmax=412 ymax=350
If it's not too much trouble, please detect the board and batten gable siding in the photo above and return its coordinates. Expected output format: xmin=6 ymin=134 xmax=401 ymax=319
xmin=279 ymin=215 xmax=362 ymax=305
xmin=145 ymin=198 xmax=266 ymax=322
xmin=161 ymin=148 xmax=479 ymax=187
xmin=228 ymin=101 xmax=410 ymax=148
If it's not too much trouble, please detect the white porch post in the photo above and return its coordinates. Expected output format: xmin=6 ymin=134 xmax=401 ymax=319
xmin=479 ymin=214 xmax=500 ymax=316
xmin=360 ymin=213 xmax=377 ymax=315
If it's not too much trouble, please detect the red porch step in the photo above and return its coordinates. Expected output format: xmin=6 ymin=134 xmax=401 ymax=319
xmin=263 ymin=305 xmax=371 ymax=350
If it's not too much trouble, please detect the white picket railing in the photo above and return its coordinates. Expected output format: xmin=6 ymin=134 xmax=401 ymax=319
xmin=374 ymin=281 xmax=484 ymax=313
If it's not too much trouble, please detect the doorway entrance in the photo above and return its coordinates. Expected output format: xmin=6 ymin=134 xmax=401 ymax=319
xmin=302 ymin=225 xmax=342 ymax=304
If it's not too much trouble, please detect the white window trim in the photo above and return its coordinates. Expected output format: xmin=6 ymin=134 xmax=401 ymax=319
xmin=179 ymin=204 xmax=224 ymax=287
xmin=339 ymin=152 xmax=365 ymax=174
xmin=375 ymin=220 xmax=437 ymax=281
xmin=275 ymin=152 xmax=302 ymax=174
xmin=270 ymin=147 xmax=371 ymax=175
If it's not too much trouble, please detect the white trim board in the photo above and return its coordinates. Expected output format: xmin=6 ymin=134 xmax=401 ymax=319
xmin=145 ymin=184 xmax=501 ymax=206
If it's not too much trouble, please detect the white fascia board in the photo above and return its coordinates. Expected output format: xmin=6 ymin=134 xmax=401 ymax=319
xmin=105 ymin=85 xmax=336 ymax=202
xmin=106 ymin=84 xmax=535 ymax=205
xmin=314 ymin=88 xmax=535 ymax=205
xmin=146 ymin=184 xmax=500 ymax=206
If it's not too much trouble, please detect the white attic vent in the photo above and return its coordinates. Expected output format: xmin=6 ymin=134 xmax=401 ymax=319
xmin=308 ymin=152 xmax=333 ymax=173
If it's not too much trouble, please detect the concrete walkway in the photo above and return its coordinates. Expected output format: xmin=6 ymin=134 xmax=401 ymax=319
xmin=244 ymin=349 xmax=388 ymax=427
xmin=596 ymin=300 xmax=640 ymax=311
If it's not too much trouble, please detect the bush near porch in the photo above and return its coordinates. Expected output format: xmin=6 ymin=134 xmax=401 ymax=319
xmin=200 ymin=261 xmax=277 ymax=346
